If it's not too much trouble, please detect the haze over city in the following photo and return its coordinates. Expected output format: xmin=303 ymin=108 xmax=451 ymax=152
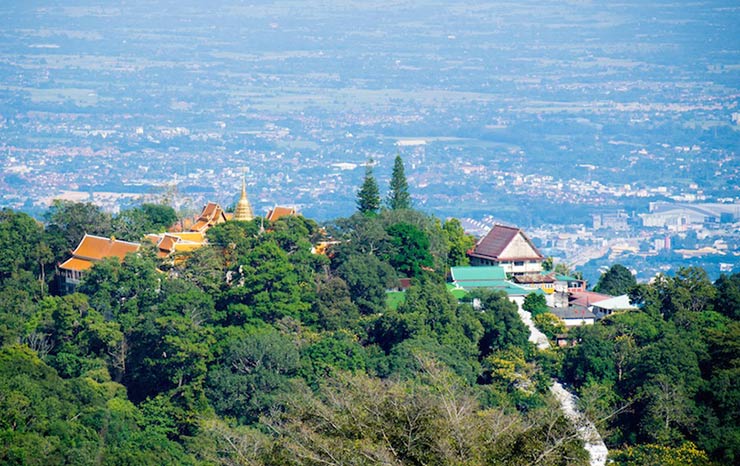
xmin=1 ymin=0 xmax=739 ymax=281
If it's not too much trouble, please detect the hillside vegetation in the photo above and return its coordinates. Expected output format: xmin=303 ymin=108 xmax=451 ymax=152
xmin=0 ymin=204 xmax=737 ymax=465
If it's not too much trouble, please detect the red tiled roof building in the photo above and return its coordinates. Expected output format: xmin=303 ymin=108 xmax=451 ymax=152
xmin=468 ymin=224 xmax=544 ymax=276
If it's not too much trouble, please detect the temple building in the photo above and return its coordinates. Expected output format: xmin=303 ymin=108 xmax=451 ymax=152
xmin=468 ymin=224 xmax=544 ymax=276
xmin=58 ymin=234 xmax=140 ymax=293
xmin=145 ymin=231 xmax=206 ymax=259
xmin=266 ymin=205 xmax=297 ymax=222
xmin=190 ymin=202 xmax=229 ymax=232
xmin=58 ymin=176 xmax=257 ymax=290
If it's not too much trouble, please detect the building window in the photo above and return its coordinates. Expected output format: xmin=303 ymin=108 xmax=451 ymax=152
xmin=514 ymin=261 xmax=524 ymax=266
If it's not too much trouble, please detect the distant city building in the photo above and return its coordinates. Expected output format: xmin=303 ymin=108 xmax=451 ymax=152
xmin=640 ymin=202 xmax=740 ymax=230
xmin=592 ymin=211 xmax=629 ymax=231
xmin=58 ymin=234 xmax=140 ymax=293
xmin=468 ymin=224 xmax=544 ymax=275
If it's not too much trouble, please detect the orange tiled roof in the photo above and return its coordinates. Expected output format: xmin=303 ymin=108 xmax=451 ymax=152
xmin=200 ymin=202 xmax=219 ymax=219
xmin=170 ymin=232 xmax=205 ymax=242
xmin=71 ymin=235 xmax=140 ymax=261
xmin=266 ymin=206 xmax=297 ymax=222
xmin=169 ymin=216 xmax=197 ymax=233
xmin=146 ymin=231 xmax=206 ymax=258
xmin=190 ymin=219 xmax=210 ymax=232
xmin=59 ymin=257 xmax=94 ymax=272
xmin=190 ymin=202 xmax=227 ymax=232
xmin=158 ymin=234 xmax=179 ymax=253
xmin=174 ymin=242 xmax=202 ymax=252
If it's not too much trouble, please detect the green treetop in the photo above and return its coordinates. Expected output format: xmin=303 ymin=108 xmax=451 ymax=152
xmin=356 ymin=161 xmax=380 ymax=215
xmin=594 ymin=263 xmax=636 ymax=296
xmin=386 ymin=154 xmax=411 ymax=210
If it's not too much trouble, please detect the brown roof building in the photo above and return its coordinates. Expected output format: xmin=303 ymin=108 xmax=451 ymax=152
xmin=468 ymin=224 xmax=544 ymax=276
xmin=266 ymin=206 xmax=297 ymax=222
xmin=190 ymin=202 xmax=229 ymax=232
xmin=513 ymin=272 xmax=556 ymax=293
xmin=58 ymin=234 xmax=141 ymax=293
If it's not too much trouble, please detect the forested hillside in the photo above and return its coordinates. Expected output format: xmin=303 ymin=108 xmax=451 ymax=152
xmin=0 ymin=204 xmax=737 ymax=465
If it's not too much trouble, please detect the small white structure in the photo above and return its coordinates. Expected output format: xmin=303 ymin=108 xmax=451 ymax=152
xmin=550 ymin=306 xmax=596 ymax=327
xmin=591 ymin=295 xmax=637 ymax=319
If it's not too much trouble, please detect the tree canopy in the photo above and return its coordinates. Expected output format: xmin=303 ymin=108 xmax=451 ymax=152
xmin=356 ymin=161 xmax=380 ymax=215
xmin=562 ymin=267 xmax=738 ymax=464
xmin=593 ymin=264 xmax=636 ymax=295
xmin=386 ymin=154 xmax=411 ymax=210
xmin=0 ymin=202 xmax=735 ymax=465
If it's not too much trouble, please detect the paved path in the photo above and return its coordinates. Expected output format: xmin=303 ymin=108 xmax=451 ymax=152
xmin=516 ymin=306 xmax=550 ymax=350
xmin=515 ymin=302 xmax=607 ymax=466
xmin=550 ymin=381 xmax=609 ymax=466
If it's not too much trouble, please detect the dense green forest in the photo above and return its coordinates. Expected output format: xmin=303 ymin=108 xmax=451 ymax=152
xmin=0 ymin=198 xmax=737 ymax=465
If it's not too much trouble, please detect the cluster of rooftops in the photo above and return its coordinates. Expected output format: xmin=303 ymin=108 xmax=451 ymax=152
xmin=449 ymin=224 xmax=636 ymax=325
xmin=58 ymin=198 xmax=636 ymax=323
xmin=57 ymin=179 xmax=296 ymax=293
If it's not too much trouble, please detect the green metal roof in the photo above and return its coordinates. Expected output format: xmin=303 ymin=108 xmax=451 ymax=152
xmin=449 ymin=274 xmax=543 ymax=297
xmin=555 ymin=273 xmax=581 ymax=282
xmin=485 ymin=282 xmax=543 ymax=296
xmin=450 ymin=266 xmax=506 ymax=282
xmin=452 ymin=280 xmax=509 ymax=289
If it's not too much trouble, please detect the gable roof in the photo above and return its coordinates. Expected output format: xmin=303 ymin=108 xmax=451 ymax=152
xmin=70 ymin=234 xmax=140 ymax=261
xmin=146 ymin=231 xmax=206 ymax=258
xmin=448 ymin=266 xmax=544 ymax=297
xmin=60 ymin=234 xmax=141 ymax=272
xmin=266 ymin=206 xmax=297 ymax=222
xmin=469 ymin=224 xmax=543 ymax=261
xmin=59 ymin=257 xmax=94 ymax=272
xmin=191 ymin=202 xmax=228 ymax=232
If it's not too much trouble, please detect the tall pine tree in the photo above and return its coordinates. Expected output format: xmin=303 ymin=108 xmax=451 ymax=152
xmin=386 ymin=154 xmax=411 ymax=210
xmin=356 ymin=160 xmax=380 ymax=215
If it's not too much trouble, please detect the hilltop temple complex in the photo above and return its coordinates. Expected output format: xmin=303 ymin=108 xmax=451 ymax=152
xmin=58 ymin=176 xmax=297 ymax=292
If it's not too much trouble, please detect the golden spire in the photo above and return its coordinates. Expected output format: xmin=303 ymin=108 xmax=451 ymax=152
xmin=233 ymin=172 xmax=254 ymax=221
